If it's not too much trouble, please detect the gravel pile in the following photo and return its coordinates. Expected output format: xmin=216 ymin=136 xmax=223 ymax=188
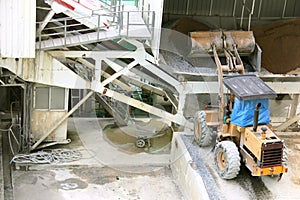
xmin=160 ymin=50 xmax=216 ymax=76
xmin=181 ymin=135 xmax=222 ymax=200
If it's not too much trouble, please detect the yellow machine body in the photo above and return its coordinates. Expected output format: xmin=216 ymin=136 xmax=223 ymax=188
xmin=222 ymin=123 xmax=288 ymax=176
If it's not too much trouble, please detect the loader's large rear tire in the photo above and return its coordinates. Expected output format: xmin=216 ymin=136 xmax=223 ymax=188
xmin=194 ymin=111 xmax=213 ymax=147
xmin=214 ymin=141 xmax=241 ymax=179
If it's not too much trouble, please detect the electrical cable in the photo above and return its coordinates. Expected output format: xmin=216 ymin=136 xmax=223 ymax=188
xmin=1 ymin=124 xmax=21 ymax=155
xmin=10 ymin=149 xmax=82 ymax=164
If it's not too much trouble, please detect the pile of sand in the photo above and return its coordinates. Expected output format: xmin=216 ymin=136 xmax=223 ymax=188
xmin=163 ymin=18 xmax=210 ymax=57
xmin=252 ymin=19 xmax=300 ymax=74
xmin=165 ymin=17 xmax=210 ymax=35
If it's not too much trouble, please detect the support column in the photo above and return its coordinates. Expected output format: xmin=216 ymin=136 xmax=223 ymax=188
xmin=289 ymin=94 xmax=299 ymax=119
xmin=91 ymin=59 xmax=104 ymax=93
xmin=94 ymin=59 xmax=102 ymax=82
xmin=22 ymin=82 xmax=32 ymax=153
xmin=177 ymin=91 xmax=186 ymax=116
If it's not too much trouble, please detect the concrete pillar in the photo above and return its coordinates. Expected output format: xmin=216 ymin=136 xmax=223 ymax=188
xmin=289 ymin=94 xmax=299 ymax=118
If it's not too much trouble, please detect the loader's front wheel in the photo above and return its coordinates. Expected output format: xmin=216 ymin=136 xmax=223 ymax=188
xmin=214 ymin=141 xmax=241 ymax=179
xmin=194 ymin=111 xmax=213 ymax=147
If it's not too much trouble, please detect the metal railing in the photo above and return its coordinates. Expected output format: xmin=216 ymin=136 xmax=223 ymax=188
xmin=36 ymin=7 xmax=155 ymax=49
xmin=239 ymin=0 xmax=256 ymax=30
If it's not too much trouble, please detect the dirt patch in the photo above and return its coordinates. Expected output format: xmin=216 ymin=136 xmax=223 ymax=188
xmin=251 ymin=19 xmax=300 ymax=74
xmin=282 ymin=136 xmax=300 ymax=184
xmin=102 ymin=119 xmax=172 ymax=154
xmin=13 ymin=167 xmax=183 ymax=200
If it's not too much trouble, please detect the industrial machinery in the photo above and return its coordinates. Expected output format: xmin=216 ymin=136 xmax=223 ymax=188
xmin=192 ymin=31 xmax=288 ymax=179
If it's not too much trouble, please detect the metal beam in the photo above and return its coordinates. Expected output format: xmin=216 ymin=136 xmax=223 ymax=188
xmin=289 ymin=94 xmax=299 ymax=118
xmin=31 ymin=91 xmax=94 ymax=150
xmin=276 ymin=114 xmax=300 ymax=132
xmin=101 ymin=60 xmax=138 ymax=87
xmin=257 ymin=0 xmax=262 ymax=19
xmin=240 ymin=0 xmax=246 ymax=28
xmin=177 ymin=81 xmax=300 ymax=94
xmin=102 ymin=88 xmax=191 ymax=129
xmin=103 ymin=58 xmax=125 ymax=72
xmin=233 ymin=0 xmax=237 ymax=17
xmin=248 ymin=0 xmax=256 ymax=31
xmin=282 ymin=0 xmax=287 ymax=18
xmin=22 ymin=83 xmax=32 ymax=153
xmin=0 ymin=78 xmax=5 ymax=85
xmin=139 ymin=60 xmax=181 ymax=90
xmin=48 ymin=50 xmax=139 ymax=59
xmin=36 ymin=10 xmax=55 ymax=34
xmin=122 ymin=76 xmax=167 ymax=97
xmin=209 ymin=0 xmax=214 ymax=16
xmin=266 ymin=82 xmax=300 ymax=94
xmin=76 ymin=57 xmax=131 ymax=91
xmin=102 ymin=71 xmax=132 ymax=91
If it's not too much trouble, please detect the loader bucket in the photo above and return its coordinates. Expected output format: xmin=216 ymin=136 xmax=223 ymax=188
xmin=189 ymin=31 xmax=223 ymax=57
xmin=189 ymin=31 xmax=256 ymax=57
xmin=223 ymin=31 xmax=255 ymax=55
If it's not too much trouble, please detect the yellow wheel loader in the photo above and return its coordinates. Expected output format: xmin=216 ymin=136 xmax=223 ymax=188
xmin=191 ymin=31 xmax=288 ymax=179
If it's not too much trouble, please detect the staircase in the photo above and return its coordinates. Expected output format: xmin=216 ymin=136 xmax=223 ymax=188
xmin=37 ymin=0 xmax=154 ymax=50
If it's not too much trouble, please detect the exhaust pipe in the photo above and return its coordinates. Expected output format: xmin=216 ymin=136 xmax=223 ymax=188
xmin=253 ymin=103 xmax=261 ymax=132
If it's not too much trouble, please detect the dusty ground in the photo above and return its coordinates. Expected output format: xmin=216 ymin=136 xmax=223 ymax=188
xmin=264 ymin=135 xmax=300 ymax=199
xmin=11 ymin=118 xmax=183 ymax=200
xmin=13 ymin=166 xmax=183 ymax=200
xmin=9 ymin=118 xmax=300 ymax=200
xmin=102 ymin=119 xmax=172 ymax=154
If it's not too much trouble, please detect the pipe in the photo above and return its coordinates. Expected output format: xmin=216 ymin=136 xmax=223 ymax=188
xmin=248 ymin=0 xmax=256 ymax=31
xmin=253 ymin=103 xmax=261 ymax=132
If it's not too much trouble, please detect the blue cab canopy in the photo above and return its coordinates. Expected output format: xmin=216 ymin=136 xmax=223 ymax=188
xmin=223 ymin=75 xmax=277 ymax=127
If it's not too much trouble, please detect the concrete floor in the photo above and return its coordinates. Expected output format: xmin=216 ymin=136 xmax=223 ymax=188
xmin=4 ymin=116 xmax=300 ymax=200
xmin=10 ymin=118 xmax=184 ymax=200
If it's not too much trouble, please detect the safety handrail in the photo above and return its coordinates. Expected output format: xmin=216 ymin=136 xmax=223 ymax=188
xmin=36 ymin=9 xmax=155 ymax=50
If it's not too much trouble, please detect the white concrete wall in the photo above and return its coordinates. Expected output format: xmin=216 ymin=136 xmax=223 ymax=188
xmin=0 ymin=0 xmax=36 ymax=58
xmin=171 ymin=132 xmax=210 ymax=200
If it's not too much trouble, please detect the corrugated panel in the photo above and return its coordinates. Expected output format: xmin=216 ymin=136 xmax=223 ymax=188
xmin=163 ymin=0 xmax=300 ymax=18
xmin=190 ymin=0 xmax=211 ymax=15
xmin=259 ymin=0 xmax=286 ymax=17
xmin=0 ymin=0 xmax=36 ymax=58
xmin=164 ymin=0 xmax=188 ymax=15
xmin=285 ymin=0 xmax=300 ymax=17
xmin=211 ymin=0 xmax=235 ymax=17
